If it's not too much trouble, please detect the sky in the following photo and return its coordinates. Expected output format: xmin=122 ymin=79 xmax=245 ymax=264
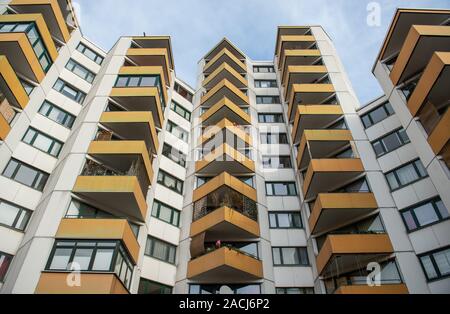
xmin=74 ymin=0 xmax=450 ymax=105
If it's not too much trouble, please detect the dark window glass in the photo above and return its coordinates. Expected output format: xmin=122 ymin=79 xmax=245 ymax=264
xmin=269 ymin=212 xmax=303 ymax=229
xmin=385 ymin=159 xmax=428 ymax=191
xmin=266 ymin=182 xmax=297 ymax=196
xmin=157 ymin=170 xmax=184 ymax=194
xmin=272 ymin=247 xmax=309 ymax=266
xmin=170 ymin=101 xmax=191 ymax=121
xmin=256 ymin=96 xmax=281 ymax=104
xmin=145 ymin=236 xmax=176 ymax=264
xmin=174 ymin=83 xmax=193 ymax=102
xmin=372 ymin=128 xmax=410 ymax=157
xmin=38 ymin=101 xmax=75 ymax=129
xmin=253 ymin=66 xmax=275 ymax=73
xmin=261 ymin=133 xmax=288 ymax=144
xmin=22 ymin=127 xmax=63 ymax=157
xmin=53 ymin=79 xmax=86 ymax=104
xmin=2 ymin=159 xmax=49 ymax=191
xmin=152 ymin=200 xmax=180 ymax=227
xmin=162 ymin=143 xmax=186 ymax=167
xmin=76 ymin=43 xmax=104 ymax=65
xmin=0 ymin=199 xmax=31 ymax=231
xmin=419 ymin=247 xmax=450 ymax=281
xmin=401 ymin=198 xmax=449 ymax=232
xmin=166 ymin=121 xmax=189 ymax=142
xmin=258 ymin=113 xmax=284 ymax=123
xmin=0 ymin=251 xmax=12 ymax=282
xmin=276 ymin=287 xmax=314 ymax=294
xmin=189 ymin=284 xmax=261 ymax=294
xmin=138 ymin=278 xmax=172 ymax=294
xmin=262 ymin=156 xmax=292 ymax=169
xmin=255 ymin=80 xmax=278 ymax=88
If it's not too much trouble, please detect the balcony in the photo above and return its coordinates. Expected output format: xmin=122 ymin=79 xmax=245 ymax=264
xmin=187 ymin=246 xmax=263 ymax=283
xmin=292 ymin=105 xmax=344 ymax=143
xmin=316 ymin=234 xmax=394 ymax=277
xmin=56 ymin=218 xmax=140 ymax=264
xmin=204 ymin=39 xmax=245 ymax=64
xmin=0 ymin=14 xmax=59 ymax=82
xmin=200 ymin=98 xmax=251 ymax=126
xmin=126 ymin=48 xmax=171 ymax=86
xmin=276 ymin=35 xmax=316 ymax=68
xmin=309 ymin=193 xmax=378 ymax=235
xmin=88 ymin=140 xmax=154 ymax=186
xmin=199 ymin=117 xmax=252 ymax=148
xmin=191 ymin=206 xmax=260 ymax=239
xmin=99 ymin=111 xmax=159 ymax=154
xmin=283 ymin=65 xmax=329 ymax=99
xmin=201 ymin=79 xmax=249 ymax=108
xmin=390 ymin=25 xmax=450 ymax=85
xmin=297 ymin=130 xmax=354 ymax=171
xmin=203 ymin=48 xmax=246 ymax=75
xmin=193 ymin=172 xmax=257 ymax=204
xmin=335 ymin=284 xmax=408 ymax=294
xmin=196 ymin=143 xmax=255 ymax=175
xmin=203 ymin=63 xmax=248 ymax=90
xmin=287 ymin=84 xmax=335 ymax=122
xmin=303 ymin=159 xmax=365 ymax=200
xmin=280 ymin=50 xmax=322 ymax=85
xmin=73 ymin=173 xmax=147 ymax=222
xmin=377 ymin=9 xmax=450 ymax=65
xmin=35 ymin=273 xmax=128 ymax=294
xmin=9 ymin=0 xmax=78 ymax=43
xmin=109 ymin=86 xmax=164 ymax=128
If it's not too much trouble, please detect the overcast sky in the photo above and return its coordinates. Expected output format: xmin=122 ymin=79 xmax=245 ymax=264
xmin=74 ymin=0 xmax=450 ymax=105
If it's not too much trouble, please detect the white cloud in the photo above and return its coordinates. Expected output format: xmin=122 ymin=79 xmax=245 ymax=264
xmin=74 ymin=0 xmax=450 ymax=105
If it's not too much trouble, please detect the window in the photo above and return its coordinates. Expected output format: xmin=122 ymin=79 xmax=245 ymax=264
xmin=2 ymin=159 xmax=49 ymax=191
xmin=0 ymin=251 xmax=12 ymax=282
xmin=65 ymin=59 xmax=95 ymax=83
xmin=276 ymin=287 xmax=314 ymax=294
xmin=328 ymin=118 xmax=348 ymax=130
xmin=171 ymin=101 xmax=191 ymax=121
xmin=361 ymin=102 xmax=395 ymax=128
xmin=266 ymin=182 xmax=297 ymax=196
xmin=53 ymin=79 xmax=86 ymax=104
xmin=189 ymin=284 xmax=261 ymax=294
xmin=262 ymin=156 xmax=292 ymax=169
xmin=419 ymin=246 xmax=450 ymax=281
xmin=0 ymin=22 xmax=52 ymax=71
xmin=401 ymin=198 xmax=449 ymax=232
xmin=38 ymin=101 xmax=75 ymax=129
xmin=145 ymin=236 xmax=176 ymax=264
xmin=335 ymin=178 xmax=370 ymax=193
xmin=162 ymin=143 xmax=186 ymax=167
xmin=269 ymin=212 xmax=303 ymax=229
xmin=138 ymin=278 xmax=172 ymax=294
xmin=0 ymin=199 xmax=31 ymax=231
xmin=254 ymin=80 xmax=277 ymax=88
xmin=22 ymin=127 xmax=63 ymax=157
xmin=385 ymin=159 xmax=428 ymax=191
xmin=174 ymin=82 xmax=193 ymax=102
xmin=272 ymin=247 xmax=309 ymax=266
xmin=372 ymin=128 xmax=410 ymax=157
xmin=20 ymin=79 xmax=34 ymax=95
xmin=157 ymin=170 xmax=184 ymax=194
xmin=46 ymin=240 xmax=133 ymax=289
xmin=166 ymin=120 xmax=189 ymax=142
xmin=76 ymin=43 xmax=104 ymax=65
xmin=256 ymin=96 xmax=280 ymax=104
xmin=260 ymin=133 xmax=288 ymax=144
xmin=253 ymin=65 xmax=275 ymax=73
xmin=114 ymin=75 xmax=160 ymax=88
xmin=152 ymin=200 xmax=180 ymax=227
xmin=258 ymin=113 xmax=284 ymax=123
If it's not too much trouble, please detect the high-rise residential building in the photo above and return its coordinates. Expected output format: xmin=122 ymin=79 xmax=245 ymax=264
xmin=0 ymin=1 xmax=448 ymax=294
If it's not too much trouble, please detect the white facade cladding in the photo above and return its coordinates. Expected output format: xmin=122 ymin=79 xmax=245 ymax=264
xmin=0 ymin=2 xmax=449 ymax=294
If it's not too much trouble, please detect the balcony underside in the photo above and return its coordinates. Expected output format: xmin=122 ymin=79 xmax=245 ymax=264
xmin=200 ymin=98 xmax=251 ymax=126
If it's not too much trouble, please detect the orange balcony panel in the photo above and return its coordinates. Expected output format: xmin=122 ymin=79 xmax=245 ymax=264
xmin=10 ymin=0 xmax=76 ymax=43
xmin=204 ymin=38 xmax=245 ymax=63
xmin=203 ymin=63 xmax=248 ymax=90
xmin=187 ymin=247 xmax=263 ymax=282
xmin=199 ymin=117 xmax=252 ymax=147
xmin=190 ymin=206 xmax=260 ymax=239
xmin=99 ymin=111 xmax=159 ymax=154
xmin=203 ymin=48 xmax=246 ymax=75
xmin=287 ymin=84 xmax=335 ymax=122
xmin=303 ymin=159 xmax=365 ymax=200
xmin=200 ymin=97 xmax=251 ymax=126
xmin=118 ymin=65 xmax=168 ymax=102
xmin=292 ymin=105 xmax=344 ymax=143
xmin=283 ymin=65 xmax=328 ymax=99
xmin=280 ymin=49 xmax=322 ymax=84
xmin=0 ymin=112 xmax=11 ymax=141
xmin=88 ymin=140 xmax=154 ymax=185
xmin=297 ymin=129 xmax=353 ymax=170
xmin=56 ymin=218 xmax=140 ymax=263
xmin=390 ymin=25 xmax=450 ymax=85
xmin=35 ymin=273 xmax=128 ymax=294
xmin=335 ymin=284 xmax=408 ymax=294
xmin=193 ymin=172 xmax=257 ymax=203
xmin=73 ymin=176 xmax=147 ymax=222
xmin=277 ymin=35 xmax=316 ymax=67
xmin=275 ymin=26 xmax=312 ymax=58
xmin=132 ymin=36 xmax=174 ymax=70
xmin=0 ymin=55 xmax=29 ymax=109
xmin=109 ymin=87 xmax=164 ymax=128
xmin=377 ymin=9 xmax=450 ymax=62
xmin=317 ymin=234 xmax=394 ymax=277
xmin=126 ymin=48 xmax=171 ymax=85
xmin=196 ymin=143 xmax=255 ymax=175
xmin=309 ymin=193 xmax=378 ymax=235
xmin=428 ymin=108 xmax=450 ymax=157
xmin=201 ymin=79 xmax=249 ymax=108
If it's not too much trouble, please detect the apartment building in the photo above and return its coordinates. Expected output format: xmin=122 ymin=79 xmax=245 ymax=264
xmin=0 ymin=1 xmax=448 ymax=294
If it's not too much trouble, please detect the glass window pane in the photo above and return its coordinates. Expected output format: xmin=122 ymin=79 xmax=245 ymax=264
xmin=370 ymin=106 xmax=388 ymax=124
xmin=420 ymin=255 xmax=438 ymax=280
xmin=23 ymin=129 xmax=36 ymax=144
xmin=116 ymin=77 xmax=128 ymax=87
xmin=32 ymin=133 xmax=53 ymax=152
xmin=386 ymin=173 xmax=399 ymax=190
xmin=269 ymin=214 xmax=277 ymax=228
xmin=382 ymin=133 xmax=401 ymax=152
xmin=73 ymin=248 xmax=93 ymax=270
xmin=92 ymin=248 xmax=114 ymax=271
xmin=3 ymin=160 xmax=18 ymax=178
xmin=274 ymin=184 xmax=288 ymax=196
xmin=14 ymin=165 xmax=38 ymax=187
xmin=159 ymin=205 xmax=172 ymax=223
xmin=15 ymin=209 xmax=30 ymax=231
xmin=281 ymin=248 xmax=299 ymax=265
xmin=396 ymin=164 xmax=419 ymax=186
xmin=0 ymin=201 xmax=19 ymax=227
xmin=401 ymin=210 xmax=417 ymax=231
xmin=140 ymin=76 xmax=156 ymax=86
xmin=49 ymin=248 xmax=72 ymax=270
xmin=128 ymin=77 xmax=140 ymax=87
xmin=414 ymin=203 xmax=439 ymax=227
xmin=277 ymin=214 xmax=291 ymax=228
xmin=272 ymin=248 xmax=282 ymax=265
xmin=433 ymin=249 xmax=450 ymax=276
xmin=435 ymin=200 xmax=449 ymax=219
xmin=373 ymin=141 xmax=385 ymax=156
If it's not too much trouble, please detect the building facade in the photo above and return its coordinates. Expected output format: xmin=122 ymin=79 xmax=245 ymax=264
xmin=0 ymin=1 xmax=448 ymax=294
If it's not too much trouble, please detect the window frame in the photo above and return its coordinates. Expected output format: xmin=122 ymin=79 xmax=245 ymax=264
xmin=65 ymin=59 xmax=95 ymax=83
xmin=166 ymin=120 xmax=189 ymax=143
xmin=400 ymin=197 xmax=449 ymax=232
xmin=2 ymin=159 xmax=49 ymax=191
xmin=151 ymin=200 xmax=180 ymax=227
xmin=260 ymin=133 xmax=289 ymax=144
xmin=253 ymin=65 xmax=275 ymax=73
xmin=371 ymin=128 xmax=411 ymax=158
xmin=258 ymin=113 xmax=284 ymax=123
xmin=38 ymin=101 xmax=76 ymax=129
xmin=162 ymin=143 xmax=187 ymax=167
xmin=256 ymin=95 xmax=281 ymax=104
xmin=76 ymin=42 xmax=104 ymax=65
xmin=268 ymin=212 xmax=303 ymax=229
xmin=170 ymin=101 xmax=191 ymax=121
xmin=265 ymin=182 xmax=298 ymax=196
xmin=0 ymin=199 xmax=31 ymax=232
xmin=361 ymin=102 xmax=395 ymax=129
xmin=157 ymin=170 xmax=184 ymax=195
xmin=254 ymin=79 xmax=278 ymax=88
xmin=53 ymin=79 xmax=86 ymax=104
xmin=0 ymin=251 xmax=13 ymax=283
xmin=418 ymin=246 xmax=450 ymax=282
xmin=385 ymin=159 xmax=428 ymax=192
xmin=262 ymin=156 xmax=293 ymax=169
xmin=145 ymin=236 xmax=177 ymax=265
xmin=272 ymin=247 xmax=310 ymax=266
xmin=22 ymin=127 xmax=64 ymax=157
